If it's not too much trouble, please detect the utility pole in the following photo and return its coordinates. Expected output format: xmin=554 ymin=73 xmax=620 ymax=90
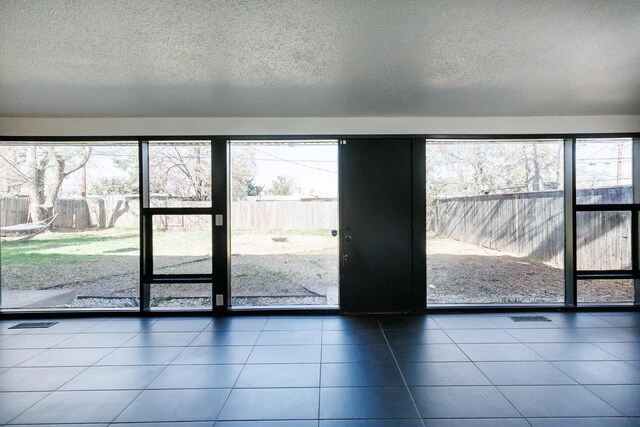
xmin=81 ymin=165 xmax=87 ymax=198
xmin=616 ymin=142 xmax=624 ymax=185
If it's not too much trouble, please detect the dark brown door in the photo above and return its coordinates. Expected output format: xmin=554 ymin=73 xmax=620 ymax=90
xmin=340 ymin=138 xmax=413 ymax=312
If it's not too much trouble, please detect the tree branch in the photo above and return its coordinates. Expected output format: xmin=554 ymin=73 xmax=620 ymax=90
xmin=63 ymin=147 xmax=92 ymax=176
xmin=0 ymin=153 xmax=28 ymax=180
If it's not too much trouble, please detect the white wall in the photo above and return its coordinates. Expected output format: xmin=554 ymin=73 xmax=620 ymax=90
xmin=1 ymin=116 xmax=639 ymax=137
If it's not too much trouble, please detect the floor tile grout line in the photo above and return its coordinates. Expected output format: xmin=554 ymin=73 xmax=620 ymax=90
xmin=590 ymin=341 xmax=629 ymax=361
xmin=11 ymin=346 xmax=52 ymax=368
xmin=571 ymin=382 xmax=628 ymax=418
xmin=519 ymin=338 xmax=623 ymax=364
xmin=377 ymin=317 xmax=427 ymax=427
xmin=583 ymin=385 xmax=640 ymax=421
xmin=592 ymin=313 xmax=622 ymax=328
xmin=318 ymin=317 xmax=324 ymax=420
xmin=547 ymin=357 xmax=630 ymax=388
xmin=4 ymin=318 xmax=123 ymax=424
xmin=104 ymin=315 xmax=263 ymax=423
xmin=212 ymin=315 xmax=269 ymax=422
xmin=507 ymin=329 xmax=631 ymax=419
xmin=4 ymin=389 xmax=54 ymax=425
xmin=106 ymin=322 xmax=208 ymax=424
xmin=439 ymin=322 xmax=531 ymax=424
xmin=3 ymin=314 xmax=639 ymax=424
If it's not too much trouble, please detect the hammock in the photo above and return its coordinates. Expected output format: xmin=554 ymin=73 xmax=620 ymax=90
xmin=0 ymin=214 xmax=58 ymax=243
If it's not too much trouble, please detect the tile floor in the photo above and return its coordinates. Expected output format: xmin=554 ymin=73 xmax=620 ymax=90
xmin=0 ymin=312 xmax=639 ymax=426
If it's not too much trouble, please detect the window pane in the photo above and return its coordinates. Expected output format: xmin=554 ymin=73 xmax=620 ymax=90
xmin=576 ymin=138 xmax=632 ymax=204
xmin=152 ymin=214 xmax=212 ymax=275
xmin=229 ymin=141 xmax=339 ymax=307
xmin=0 ymin=144 xmax=139 ymax=309
xmin=578 ymin=279 xmax=634 ymax=304
xmin=426 ymin=140 xmax=565 ymax=305
xmin=150 ymin=283 xmax=212 ymax=310
xmin=148 ymin=141 xmax=211 ymax=207
xmin=576 ymin=211 xmax=632 ymax=271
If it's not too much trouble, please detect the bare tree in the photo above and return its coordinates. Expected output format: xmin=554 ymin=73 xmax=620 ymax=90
xmin=522 ymin=144 xmax=547 ymax=191
xmin=0 ymin=146 xmax=25 ymax=194
xmin=25 ymin=147 xmax=92 ymax=221
xmin=150 ymin=145 xmax=211 ymax=200
xmin=1 ymin=146 xmax=93 ymax=221
xmin=231 ymin=147 xmax=258 ymax=201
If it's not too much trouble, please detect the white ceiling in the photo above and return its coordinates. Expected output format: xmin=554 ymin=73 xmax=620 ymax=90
xmin=1 ymin=0 xmax=639 ymax=118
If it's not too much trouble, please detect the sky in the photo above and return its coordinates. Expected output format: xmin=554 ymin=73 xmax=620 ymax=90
xmin=426 ymin=138 xmax=632 ymax=196
xmin=3 ymin=139 xmax=629 ymax=200
xmin=44 ymin=142 xmax=339 ymax=198
xmin=232 ymin=142 xmax=339 ymax=197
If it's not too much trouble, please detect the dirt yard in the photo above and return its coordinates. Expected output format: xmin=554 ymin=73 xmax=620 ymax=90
xmin=427 ymin=234 xmax=634 ymax=304
xmin=230 ymin=231 xmax=339 ymax=306
xmin=0 ymin=229 xmax=633 ymax=308
xmin=0 ymin=228 xmax=339 ymax=308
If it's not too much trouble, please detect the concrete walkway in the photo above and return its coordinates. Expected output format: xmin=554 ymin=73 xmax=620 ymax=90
xmin=1 ymin=289 xmax=76 ymax=309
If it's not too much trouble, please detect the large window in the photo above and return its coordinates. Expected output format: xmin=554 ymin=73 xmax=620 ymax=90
xmin=0 ymin=143 xmax=139 ymax=309
xmin=426 ymin=139 xmax=565 ymax=305
xmin=152 ymin=214 xmax=213 ymax=275
xmin=1 ymin=135 xmax=637 ymax=313
xmin=141 ymin=141 xmax=213 ymax=311
xmin=574 ymin=138 xmax=637 ymax=305
xmin=148 ymin=142 xmax=212 ymax=207
xmin=229 ymin=141 xmax=339 ymax=307
xmin=576 ymin=139 xmax=632 ymax=204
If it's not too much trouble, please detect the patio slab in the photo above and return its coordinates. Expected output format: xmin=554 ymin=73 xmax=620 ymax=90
xmin=1 ymin=290 xmax=77 ymax=309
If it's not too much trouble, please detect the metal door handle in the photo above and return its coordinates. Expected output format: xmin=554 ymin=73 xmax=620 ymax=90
xmin=345 ymin=235 xmax=352 ymax=243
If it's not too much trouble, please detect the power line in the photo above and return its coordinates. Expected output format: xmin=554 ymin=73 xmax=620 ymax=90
xmin=250 ymin=148 xmax=337 ymax=174
xmin=254 ymin=158 xmax=336 ymax=163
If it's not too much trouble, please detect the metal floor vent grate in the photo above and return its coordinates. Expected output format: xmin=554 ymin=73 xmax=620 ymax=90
xmin=9 ymin=322 xmax=59 ymax=329
xmin=509 ymin=316 xmax=552 ymax=322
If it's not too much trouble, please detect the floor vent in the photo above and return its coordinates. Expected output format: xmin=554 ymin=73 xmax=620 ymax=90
xmin=509 ymin=316 xmax=552 ymax=322
xmin=9 ymin=322 xmax=59 ymax=329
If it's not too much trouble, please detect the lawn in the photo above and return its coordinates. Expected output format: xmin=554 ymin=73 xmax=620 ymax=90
xmin=1 ymin=229 xmax=141 ymax=303
xmin=0 ymin=227 xmax=339 ymax=308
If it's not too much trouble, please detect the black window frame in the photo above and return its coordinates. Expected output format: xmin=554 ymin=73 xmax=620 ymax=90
xmin=572 ymin=137 xmax=640 ymax=305
xmin=0 ymin=133 xmax=638 ymax=318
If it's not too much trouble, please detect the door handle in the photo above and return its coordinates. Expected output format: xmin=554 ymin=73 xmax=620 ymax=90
xmin=344 ymin=235 xmax=352 ymax=243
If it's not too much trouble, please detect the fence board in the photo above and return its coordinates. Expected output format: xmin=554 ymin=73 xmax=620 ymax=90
xmin=230 ymin=201 xmax=338 ymax=230
xmin=0 ymin=196 xmax=29 ymax=227
xmin=431 ymin=186 xmax=630 ymax=270
xmin=1 ymin=196 xmax=338 ymax=232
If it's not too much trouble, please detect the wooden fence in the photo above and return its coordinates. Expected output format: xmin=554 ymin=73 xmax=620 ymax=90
xmin=230 ymin=201 xmax=338 ymax=230
xmin=430 ymin=186 xmax=631 ymax=270
xmin=0 ymin=196 xmax=29 ymax=227
xmin=0 ymin=196 xmax=338 ymax=232
xmin=2 ymin=188 xmax=630 ymax=269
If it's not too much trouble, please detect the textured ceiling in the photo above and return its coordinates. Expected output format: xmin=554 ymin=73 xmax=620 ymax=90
xmin=1 ymin=0 xmax=639 ymax=117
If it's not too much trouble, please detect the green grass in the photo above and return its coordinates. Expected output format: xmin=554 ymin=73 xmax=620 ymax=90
xmin=231 ymin=229 xmax=336 ymax=237
xmin=308 ymin=258 xmax=325 ymax=269
xmin=521 ymin=256 xmax=546 ymax=265
xmin=1 ymin=227 xmax=221 ymax=266
xmin=1 ymin=228 xmax=334 ymax=293
xmin=253 ymin=270 xmax=291 ymax=282
xmin=0 ymin=229 xmax=139 ymax=264
xmin=153 ymin=229 xmax=212 ymax=255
